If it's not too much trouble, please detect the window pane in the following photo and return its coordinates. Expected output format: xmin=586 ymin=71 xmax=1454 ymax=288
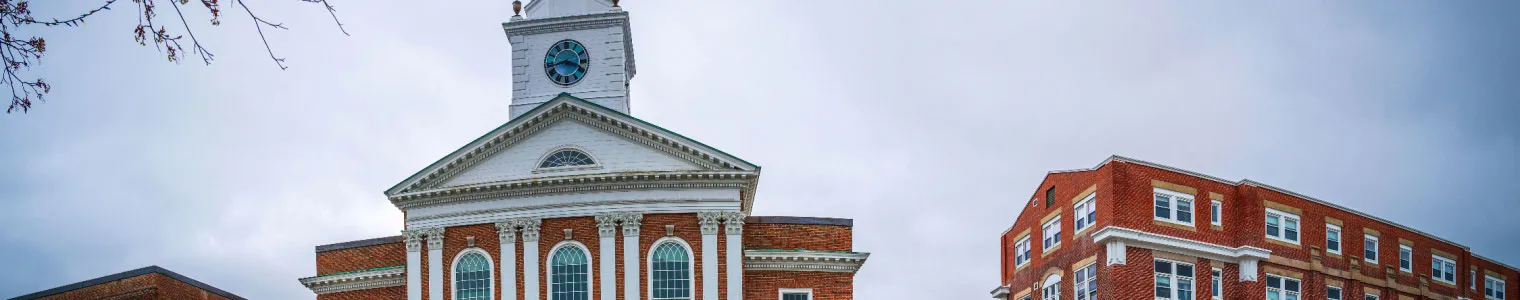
xmin=1177 ymin=264 xmax=1193 ymax=277
xmin=1155 ymin=261 xmax=1172 ymax=274
xmin=1178 ymin=200 xmax=1193 ymax=222
xmin=1156 ymin=195 xmax=1171 ymax=219
xmin=1155 ymin=275 xmax=1171 ymax=298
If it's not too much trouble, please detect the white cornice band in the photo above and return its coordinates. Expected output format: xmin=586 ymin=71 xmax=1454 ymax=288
xmin=989 ymin=285 xmax=1011 ymax=299
xmin=298 ymin=266 xmax=406 ymax=294
xmin=743 ymin=250 xmax=870 ymax=273
xmin=1091 ymin=226 xmax=1271 ymax=281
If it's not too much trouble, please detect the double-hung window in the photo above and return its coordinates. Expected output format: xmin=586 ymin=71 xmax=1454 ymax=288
xmin=1210 ymin=200 xmax=1222 ymax=226
xmin=1326 ymin=224 xmax=1342 ymax=254
xmin=1432 ymin=255 xmax=1457 ymax=284
xmin=1266 ymin=274 xmax=1301 ymax=300
xmin=1015 ymin=236 xmax=1031 ymax=267
xmin=1327 ymin=286 xmax=1343 ymax=300
xmin=1366 ymin=294 xmax=1379 ymax=300
xmin=1074 ymin=193 xmax=1097 ymax=232
xmin=1155 ymin=259 xmax=1195 ymax=300
xmin=1043 ymin=216 xmax=1062 ymax=250
xmin=1399 ymin=245 xmax=1413 ymax=272
xmin=1264 ymin=208 xmax=1300 ymax=244
xmin=1043 ymin=274 xmax=1062 ymax=300
xmin=1486 ymin=275 xmax=1507 ymax=300
xmin=1154 ymin=188 xmax=1195 ymax=225
xmin=1472 ymin=270 xmax=1478 ymax=290
xmin=780 ymin=289 xmax=812 ymax=300
xmin=1075 ymin=263 xmax=1097 ymax=300
xmin=1211 ymin=268 xmax=1222 ymax=300
xmin=1364 ymin=235 xmax=1379 ymax=264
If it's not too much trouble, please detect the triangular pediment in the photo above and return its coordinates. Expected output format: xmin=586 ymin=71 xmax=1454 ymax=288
xmin=386 ymin=93 xmax=759 ymax=196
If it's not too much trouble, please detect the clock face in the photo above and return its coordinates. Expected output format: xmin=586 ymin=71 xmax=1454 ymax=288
xmin=544 ymin=40 xmax=590 ymax=86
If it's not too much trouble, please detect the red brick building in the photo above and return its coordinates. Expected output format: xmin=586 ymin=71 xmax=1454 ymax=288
xmin=296 ymin=1 xmax=867 ymax=300
xmin=7 ymin=266 xmax=243 ymax=300
xmin=994 ymin=156 xmax=1516 ymax=300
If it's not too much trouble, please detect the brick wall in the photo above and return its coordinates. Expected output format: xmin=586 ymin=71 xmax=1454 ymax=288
xmin=317 ymin=286 xmax=405 ymax=300
xmin=33 ymin=272 xmax=235 ymax=300
xmin=743 ymin=222 xmax=852 ymax=252
xmin=743 ymin=271 xmax=853 ymax=300
xmin=317 ymin=241 xmax=406 ymax=276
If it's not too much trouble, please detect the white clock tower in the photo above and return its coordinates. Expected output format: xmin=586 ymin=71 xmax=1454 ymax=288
xmin=504 ymin=0 xmax=637 ymax=119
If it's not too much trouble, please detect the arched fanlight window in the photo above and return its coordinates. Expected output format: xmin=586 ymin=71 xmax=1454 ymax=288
xmin=453 ymin=251 xmax=492 ymax=300
xmin=649 ymin=240 xmax=693 ymax=300
xmin=1042 ymin=273 xmax=1062 ymax=300
xmin=550 ymin=244 xmax=591 ymax=300
xmin=539 ymin=148 xmax=597 ymax=169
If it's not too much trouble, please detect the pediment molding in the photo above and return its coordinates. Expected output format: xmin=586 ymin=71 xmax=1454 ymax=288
xmin=390 ymin=170 xmax=756 ymax=210
xmin=387 ymin=94 xmax=759 ymax=199
xmin=744 ymin=250 xmax=870 ymax=273
xmin=298 ymin=266 xmax=405 ymax=294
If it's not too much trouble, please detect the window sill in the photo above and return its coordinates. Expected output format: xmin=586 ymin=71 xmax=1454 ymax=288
xmin=1041 ymin=244 xmax=1062 ymax=257
xmin=1265 ymin=238 xmax=1302 ymax=249
xmin=1152 ymin=219 xmax=1198 ymax=232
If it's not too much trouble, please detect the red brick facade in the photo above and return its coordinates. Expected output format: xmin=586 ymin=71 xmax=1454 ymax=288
xmin=13 ymin=266 xmax=242 ymax=300
xmin=998 ymin=156 xmax=1518 ymax=300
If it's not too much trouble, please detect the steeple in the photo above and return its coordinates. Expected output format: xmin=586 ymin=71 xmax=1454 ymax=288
xmin=504 ymin=0 xmax=636 ymax=119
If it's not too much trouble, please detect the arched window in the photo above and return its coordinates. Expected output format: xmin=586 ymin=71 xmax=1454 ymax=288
xmin=550 ymin=244 xmax=591 ymax=300
xmin=1042 ymin=273 xmax=1062 ymax=300
xmin=539 ymin=148 xmax=596 ymax=168
xmin=649 ymin=239 xmax=693 ymax=300
xmin=452 ymin=250 xmax=493 ymax=300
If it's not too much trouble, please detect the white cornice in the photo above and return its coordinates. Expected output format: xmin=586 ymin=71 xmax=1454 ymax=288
xmin=390 ymin=170 xmax=756 ymax=210
xmin=1091 ymin=226 xmax=1270 ymax=263
xmin=298 ymin=266 xmax=405 ymax=295
xmin=990 ymin=285 xmax=1010 ymax=299
xmin=743 ymin=250 xmax=869 ymax=273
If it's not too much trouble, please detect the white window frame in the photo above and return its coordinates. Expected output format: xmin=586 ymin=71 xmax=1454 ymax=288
xmin=450 ymin=248 xmax=496 ymax=300
xmin=1154 ymin=259 xmax=1196 ymax=300
xmin=1015 ymin=235 xmax=1031 ymax=267
xmin=1265 ymin=273 xmax=1301 ymax=300
xmin=1043 ymin=274 xmax=1063 ymax=300
xmin=1366 ymin=293 xmax=1380 ymax=300
xmin=1486 ymin=275 xmax=1506 ymax=300
xmin=1075 ymin=263 xmax=1097 ymax=300
xmin=648 ymin=237 xmax=696 ymax=300
xmin=1211 ymin=268 xmax=1223 ymax=300
xmin=1074 ymin=193 xmax=1097 ymax=233
xmin=1472 ymin=270 xmax=1478 ymax=290
xmin=1326 ymin=224 xmax=1342 ymax=255
xmin=1043 ymin=216 xmax=1062 ymax=250
xmin=1399 ymin=245 xmax=1413 ymax=273
xmin=1264 ymin=208 xmax=1300 ymax=244
xmin=778 ymin=288 xmax=813 ymax=300
xmin=1210 ymin=200 xmax=1222 ymax=226
xmin=1364 ymin=235 xmax=1379 ymax=264
xmin=1154 ymin=188 xmax=1196 ymax=226
xmin=1327 ymin=286 xmax=1343 ymax=300
xmin=1432 ymin=255 xmax=1457 ymax=285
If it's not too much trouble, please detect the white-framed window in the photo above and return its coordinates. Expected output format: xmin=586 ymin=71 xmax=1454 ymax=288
xmin=1074 ymin=193 xmax=1097 ymax=232
xmin=1326 ymin=224 xmax=1342 ymax=254
xmin=1264 ymin=208 xmax=1300 ymax=244
xmin=452 ymin=248 xmax=495 ymax=300
xmin=1155 ymin=259 xmax=1195 ymax=300
xmin=1043 ymin=274 xmax=1062 ymax=300
xmin=549 ymin=242 xmax=593 ymax=300
xmin=1399 ymin=245 xmax=1413 ymax=272
xmin=1075 ymin=263 xmax=1097 ymax=300
xmin=1210 ymin=200 xmax=1222 ymax=226
xmin=1432 ymin=255 xmax=1457 ymax=285
xmin=649 ymin=238 xmax=695 ymax=300
xmin=1366 ymin=294 xmax=1379 ymax=300
xmin=1364 ymin=235 xmax=1379 ymax=264
xmin=1017 ymin=295 xmax=1031 ymax=300
xmin=1154 ymin=188 xmax=1195 ymax=226
xmin=1211 ymin=268 xmax=1223 ymax=300
xmin=1043 ymin=216 xmax=1062 ymax=250
xmin=779 ymin=288 xmax=812 ymax=300
xmin=1015 ymin=236 xmax=1031 ymax=267
xmin=1486 ymin=275 xmax=1507 ymax=300
xmin=1327 ymin=286 xmax=1343 ymax=300
xmin=1473 ymin=270 xmax=1478 ymax=290
xmin=1265 ymin=273 xmax=1301 ymax=300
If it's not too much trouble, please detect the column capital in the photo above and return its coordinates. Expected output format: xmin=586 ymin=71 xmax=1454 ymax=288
xmin=723 ymin=211 xmax=746 ymax=235
xmin=520 ymin=217 xmax=543 ymax=243
xmin=403 ymin=229 xmax=425 ymax=252
xmin=496 ymin=220 xmax=519 ymax=244
xmin=621 ymin=212 xmax=643 ymax=237
xmin=424 ymin=227 xmax=445 ymax=250
xmin=698 ymin=211 xmax=725 ymax=235
xmin=596 ymin=213 xmax=620 ymax=238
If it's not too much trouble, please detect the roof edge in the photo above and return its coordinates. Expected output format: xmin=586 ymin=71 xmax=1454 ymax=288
xmin=315 ymin=235 xmax=404 ymax=253
xmin=7 ymin=266 xmax=244 ymax=300
xmin=746 ymin=216 xmax=852 ymax=227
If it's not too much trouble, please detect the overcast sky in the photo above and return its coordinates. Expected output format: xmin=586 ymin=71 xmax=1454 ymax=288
xmin=3 ymin=1 xmax=1519 ymax=299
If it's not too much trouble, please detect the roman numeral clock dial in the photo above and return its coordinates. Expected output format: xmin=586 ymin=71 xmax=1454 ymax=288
xmin=544 ymin=39 xmax=590 ymax=86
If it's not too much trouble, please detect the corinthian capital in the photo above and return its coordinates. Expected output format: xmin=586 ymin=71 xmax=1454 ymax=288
xmin=723 ymin=211 xmax=746 ymax=235
xmin=424 ymin=227 xmax=445 ymax=250
xmin=495 ymin=220 xmax=519 ymax=244
xmin=595 ymin=213 xmax=620 ymax=238
xmin=698 ymin=211 xmax=725 ymax=235
xmin=403 ymin=229 xmax=425 ymax=252
xmin=621 ymin=212 xmax=643 ymax=237
xmin=520 ymin=218 xmax=543 ymax=243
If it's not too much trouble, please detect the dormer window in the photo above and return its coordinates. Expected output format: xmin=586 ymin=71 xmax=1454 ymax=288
xmin=538 ymin=148 xmax=597 ymax=169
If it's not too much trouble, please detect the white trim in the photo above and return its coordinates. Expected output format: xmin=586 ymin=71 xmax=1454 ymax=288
xmin=1075 ymin=193 xmax=1097 ymax=232
xmin=1154 ymin=258 xmax=1195 ymax=300
xmin=648 ymin=237 xmax=696 ymax=300
xmin=1043 ymin=273 xmax=1063 ymax=288
xmin=1265 ymin=273 xmax=1302 ymax=300
xmin=1209 ymin=200 xmax=1222 ymax=226
xmin=1326 ymin=224 xmax=1343 ymax=255
xmin=533 ymin=145 xmax=604 ymax=173
xmin=1043 ymin=215 xmax=1063 ymax=251
xmin=1153 ymin=187 xmax=1196 ymax=226
xmin=743 ymin=250 xmax=870 ymax=273
xmin=1432 ymin=254 xmax=1457 ymax=285
xmin=1327 ymin=285 xmax=1343 ymax=300
xmin=1264 ymin=207 xmax=1300 ymax=245
xmin=1365 ymin=293 xmax=1380 ymax=300
xmin=1014 ymin=235 xmax=1031 ymax=267
xmin=1042 ymin=273 xmax=1063 ymax=300
xmin=778 ymin=288 xmax=813 ymax=300
xmin=990 ymin=285 xmax=1011 ymax=299
xmin=1074 ymin=262 xmax=1096 ymax=300
xmin=1398 ymin=244 xmax=1413 ymax=273
xmin=547 ymin=241 xmax=595 ymax=300
xmin=450 ymin=247 xmax=496 ymax=300
xmin=1486 ymin=275 xmax=1507 ymax=300
xmin=1364 ymin=235 xmax=1380 ymax=264
xmin=1093 ymin=227 xmax=1268 ymax=281
xmin=1211 ymin=267 xmax=1223 ymax=300
xmin=299 ymin=266 xmax=407 ymax=294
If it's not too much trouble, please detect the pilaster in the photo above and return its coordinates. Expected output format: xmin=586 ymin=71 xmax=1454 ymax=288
xmin=595 ymin=213 xmax=620 ymax=300
xmin=522 ymin=218 xmax=543 ymax=300
xmin=425 ymin=227 xmax=445 ymax=300
xmin=698 ymin=211 xmax=724 ymax=300
xmin=497 ymin=220 xmax=520 ymax=300
xmin=404 ymin=229 xmax=424 ymax=300
xmin=621 ymin=212 xmax=643 ymax=300
xmin=723 ymin=211 xmax=746 ymax=300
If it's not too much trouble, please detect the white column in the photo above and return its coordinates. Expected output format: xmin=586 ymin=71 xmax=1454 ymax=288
xmin=723 ymin=212 xmax=745 ymax=300
xmin=698 ymin=211 xmax=723 ymax=300
xmin=427 ymin=228 xmax=445 ymax=300
xmin=596 ymin=214 xmax=619 ymax=300
xmin=1240 ymin=259 xmax=1260 ymax=282
xmin=405 ymin=230 xmax=423 ymax=300
xmin=497 ymin=221 xmax=519 ymax=300
xmin=622 ymin=213 xmax=643 ymax=300
xmin=523 ymin=218 xmax=543 ymax=300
